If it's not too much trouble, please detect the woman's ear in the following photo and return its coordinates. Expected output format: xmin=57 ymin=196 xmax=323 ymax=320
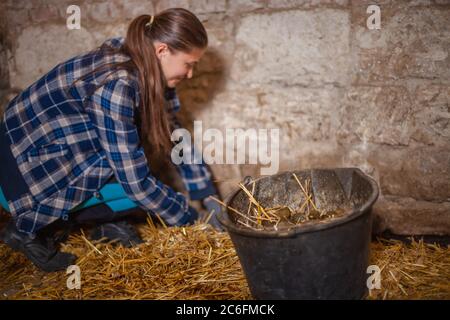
xmin=154 ymin=42 xmax=170 ymax=59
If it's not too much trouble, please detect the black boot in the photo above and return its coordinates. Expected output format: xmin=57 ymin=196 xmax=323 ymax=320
xmin=0 ymin=221 xmax=77 ymax=272
xmin=90 ymin=220 xmax=143 ymax=248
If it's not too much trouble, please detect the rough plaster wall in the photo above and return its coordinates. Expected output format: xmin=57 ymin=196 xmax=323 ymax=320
xmin=2 ymin=0 xmax=450 ymax=235
xmin=0 ymin=1 xmax=12 ymax=112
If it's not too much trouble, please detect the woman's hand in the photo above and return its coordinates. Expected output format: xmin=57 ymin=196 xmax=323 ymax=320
xmin=202 ymin=195 xmax=224 ymax=231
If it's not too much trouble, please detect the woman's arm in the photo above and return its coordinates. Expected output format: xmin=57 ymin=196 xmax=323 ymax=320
xmin=84 ymin=78 xmax=196 ymax=226
xmin=165 ymin=89 xmax=217 ymax=201
xmin=166 ymin=90 xmax=223 ymax=230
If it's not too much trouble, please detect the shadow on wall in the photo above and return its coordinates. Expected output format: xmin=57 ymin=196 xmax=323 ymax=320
xmin=177 ymin=47 xmax=227 ymax=125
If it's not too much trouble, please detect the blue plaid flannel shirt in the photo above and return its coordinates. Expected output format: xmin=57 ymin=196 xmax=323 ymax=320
xmin=2 ymin=37 xmax=216 ymax=234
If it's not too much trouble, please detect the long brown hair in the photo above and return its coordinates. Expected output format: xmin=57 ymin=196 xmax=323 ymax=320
xmin=80 ymin=8 xmax=208 ymax=156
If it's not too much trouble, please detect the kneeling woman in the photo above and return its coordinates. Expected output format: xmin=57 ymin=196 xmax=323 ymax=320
xmin=0 ymin=8 xmax=221 ymax=272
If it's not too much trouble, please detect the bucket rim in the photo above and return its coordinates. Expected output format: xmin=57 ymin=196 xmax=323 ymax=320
xmin=216 ymin=167 xmax=379 ymax=238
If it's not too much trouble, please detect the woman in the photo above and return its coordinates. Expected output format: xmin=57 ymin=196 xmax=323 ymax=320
xmin=0 ymin=8 xmax=222 ymax=272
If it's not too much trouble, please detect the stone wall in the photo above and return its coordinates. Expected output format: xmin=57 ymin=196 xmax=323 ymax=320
xmin=0 ymin=1 xmax=11 ymax=111
xmin=2 ymin=0 xmax=450 ymax=235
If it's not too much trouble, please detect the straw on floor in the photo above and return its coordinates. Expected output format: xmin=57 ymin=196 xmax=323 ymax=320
xmin=0 ymin=219 xmax=449 ymax=300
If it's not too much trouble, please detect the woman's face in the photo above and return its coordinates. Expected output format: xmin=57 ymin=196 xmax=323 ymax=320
xmin=154 ymin=42 xmax=205 ymax=88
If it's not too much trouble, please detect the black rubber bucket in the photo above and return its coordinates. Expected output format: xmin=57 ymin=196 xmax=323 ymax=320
xmin=217 ymin=168 xmax=379 ymax=300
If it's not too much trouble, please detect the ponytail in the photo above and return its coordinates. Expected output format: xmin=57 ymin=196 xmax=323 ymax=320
xmin=75 ymin=8 xmax=208 ymax=156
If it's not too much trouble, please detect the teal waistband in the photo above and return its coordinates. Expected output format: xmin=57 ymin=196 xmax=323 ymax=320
xmin=0 ymin=183 xmax=138 ymax=214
